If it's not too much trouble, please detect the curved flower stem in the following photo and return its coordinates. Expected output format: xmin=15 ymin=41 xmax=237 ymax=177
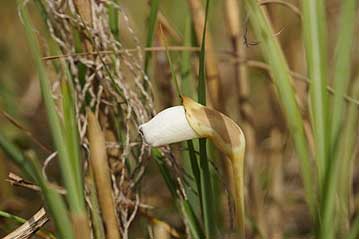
xmin=182 ymin=96 xmax=246 ymax=237
xmin=139 ymin=96 xmax=246 ymax=237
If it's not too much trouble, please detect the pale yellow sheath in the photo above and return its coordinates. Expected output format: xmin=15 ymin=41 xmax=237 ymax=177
xmin=182 ymin=96 xmax=246 ymax=237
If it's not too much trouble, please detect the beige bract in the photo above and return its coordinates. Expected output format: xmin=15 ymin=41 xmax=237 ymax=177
xmin=139 ymin=96 xmax=246 ymax=236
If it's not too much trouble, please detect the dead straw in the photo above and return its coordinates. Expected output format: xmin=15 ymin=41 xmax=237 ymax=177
xmin=87 ymin=109 xmax=121 ymax=239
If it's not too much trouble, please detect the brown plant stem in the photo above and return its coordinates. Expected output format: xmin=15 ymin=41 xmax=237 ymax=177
xmin=225 ymin=0 xmax=268 ymax=236
xmin=86 ymin=167 xmax=106 ymax=239
xmin=267 ymin=128 xmax=284 ymax=239
xmin=0 ymin=153 xmax=12 ymax=202
xmin=6 ymin=172 xmax=66 ymax=195
xmin=87 ymin=110 xmax=121 ymax=239
xmin=3 ymin=208 xmax=50 ymax=239
xmin=73 ymin=0 xmax=93 ymax=52
xmin=222 ymin=58 xmax=359 ymax=107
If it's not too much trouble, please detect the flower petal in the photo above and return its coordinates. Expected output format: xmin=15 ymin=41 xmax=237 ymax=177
xmin=139 ymin=106 xmax=199 ymax=147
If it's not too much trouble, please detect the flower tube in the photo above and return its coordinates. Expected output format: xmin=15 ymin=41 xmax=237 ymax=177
xmin=139 ymin=96 xmax=246 ymax=236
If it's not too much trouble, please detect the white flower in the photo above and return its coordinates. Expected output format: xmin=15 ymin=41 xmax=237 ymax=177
xmin=139 ymin=106 xmax=199 ymax=147
xmin=139 ymin=96 xmax=246 ymax=234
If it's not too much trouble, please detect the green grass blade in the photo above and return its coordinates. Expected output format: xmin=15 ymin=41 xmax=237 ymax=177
xmin=180 ymin=200 xmax=206 ymax=239
xmin=144 ymin=0 xmax=160 ymax=79
xmin=61 ymin=79 xmax=85 ymax=207
xmin=86 ymin=168 xmax=106 ymax=239
xmin=18 ymin=0 xmax=85 ymax=215
xmin=197 ymin=0 xmax=208 ymax=106
xmin=178 ymin=15 xmax=203 ymax=219
xmin=242 ymin=0 xmax=314 ymax=214
xmin=152 ymin=149 xmax=178 ymax=197
xmin=152 ymin=148 xmax=204 ymax=237
xmin=198 ymin=138 xmax=215 ymax=237
xmin=339 ymin=77 xmax=359 ymax=236
xmin=181 ymin=16 xmax=193 ymax=97
xmin=164 ymin=21 xmax=202 ymax=209
xmin=347 ymin=213 xmax=359 ymax=239
xmin=186 ymin=140 xmax=202 ymax=203
xmin=181 ymin=18 xmax=201 ymax=196
xmin=301 ymin=0 xmax=329 ymax=184
xmin=163 ymin=34 xmax=181 ymax=98
xmin=196 ymin=0 xmax=216 ymax=237
xmin=320 ymin=1 xmax=357 ymax=238
xmin=0 ymin=133 xmax=36 ymax=181
xmin=31 ymin=158 xmax=75 ymax=239
xmin=330 ymin=0 xmax=357 ymax=144
xmin=108 ymin=0 xmax=120 ymax=41
xmin=0 ymin=210 xmax=27 ymax=224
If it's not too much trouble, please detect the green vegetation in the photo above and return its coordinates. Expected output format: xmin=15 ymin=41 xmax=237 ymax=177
xmin=0 ymin=0 xmax=358 ymax=238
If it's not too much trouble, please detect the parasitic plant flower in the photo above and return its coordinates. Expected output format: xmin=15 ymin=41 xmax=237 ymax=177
xmin=139 ymin=96 xmax=246 ymax=236
xmin=139 ymin=106 xmax=199 ymax=146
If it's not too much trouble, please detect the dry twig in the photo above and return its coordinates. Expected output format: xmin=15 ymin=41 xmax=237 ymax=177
xmin=6 ymin=172 xmax=66 ymax=195
xmin=2 ymin=208 xmax=49 ymax=239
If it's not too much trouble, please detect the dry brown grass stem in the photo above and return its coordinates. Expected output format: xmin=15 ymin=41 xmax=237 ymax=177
xmin=72 ymin=214 xmax=91 ymax=239
xmin=87 ymin=110 xmax=121 ymax=239
xmin=73 ymin=0 xmax=93 ymax=52
xmin=41 ymin=46 xmax=201 ymax=61
xmin=3 ymin=208 xmax=50 ymax=239
xmin=187 ymin=0 xmax=221 ymax=108
xmin=260 ymin=0 xmax=301 ymax=18
xmin=224 ymin=0 xmax=250 ymax=116
xmin=225 ymin=0 xmax=250 ymax=235
xmin=73 ymin=0 xmax=93 ymax=26
xmin=267 ymin=128 xmax=284 ymax=239
xmin=225 ymin=0 xmax=268 ymax=236
xmin=0 ymin=154 xmax=12 ymax=200
xmin=225 ymin=0 xmax=240 ymax=40
xmin=224 ymin=58 xmax=359 ymax=107
xmin=304 ymin=120 xmax=315 ymax=156
xmin=6 ymin=172 xmax=66 ymax=195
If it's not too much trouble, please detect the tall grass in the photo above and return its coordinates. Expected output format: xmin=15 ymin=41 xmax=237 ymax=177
xmin=195 ymin=0 xmax=217 ymax=238
xmin=144 ymin=0 xmax=160 ymax=80
xmin=15 ymin=1 xmax=89 ymax=237
xmin=320 ymin=0 xmax=357 ymax=238
xmin=243 ymin=0 xmax=315 ymax=214
xmin=243 ymin=1 xmax=358 ymax=239
xmin=152 ymin=148 xmax=205 ymax=239
xmin=301 ymin=0 xmax=329 ymax=186
xmin=1 ymin=0 xmax=358 ymax=238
